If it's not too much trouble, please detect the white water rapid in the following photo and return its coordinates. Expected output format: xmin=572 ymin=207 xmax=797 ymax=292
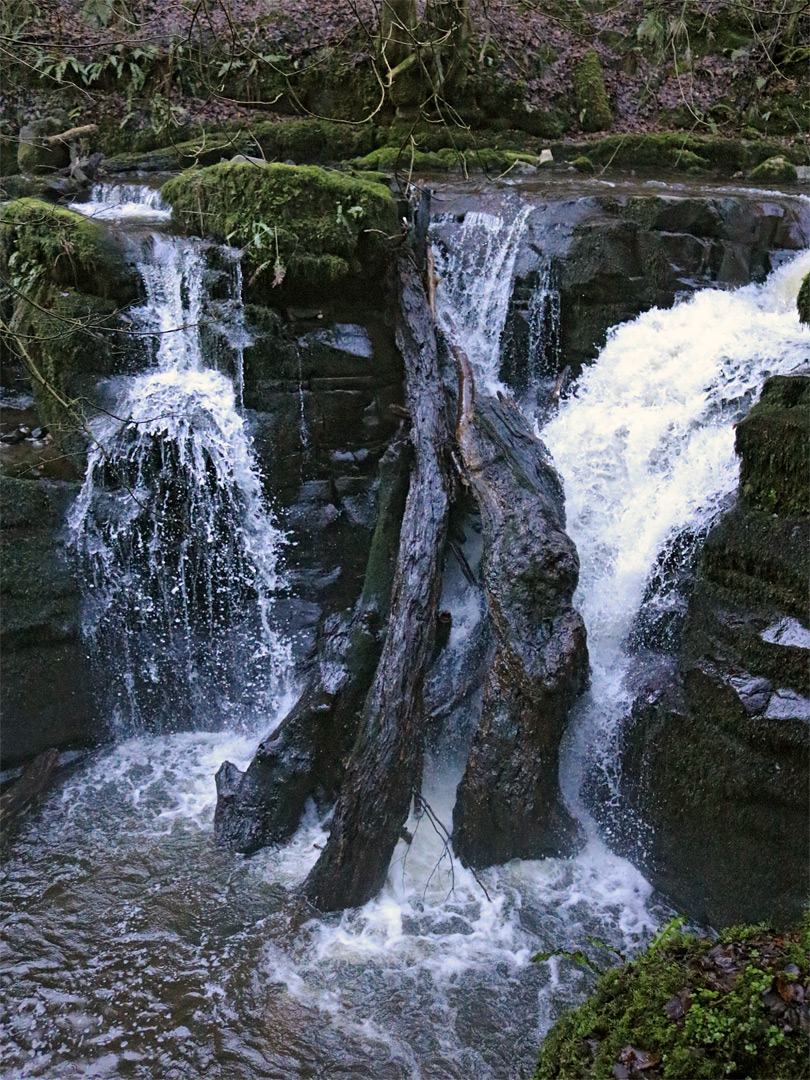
xmin=2 ymin=183 xmax=808 ymax=1080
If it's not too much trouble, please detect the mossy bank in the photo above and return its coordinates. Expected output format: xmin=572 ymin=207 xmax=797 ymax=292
xmin=536 ymin=918 xmax=810 ymax=1080
xmin=161 ymin=161 xmax=399 ymax=302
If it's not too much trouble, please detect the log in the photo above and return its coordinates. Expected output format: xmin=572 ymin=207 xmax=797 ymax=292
xmin=214 ymin=437 xmax=411 ymax=853
xmin=43 ymin=124 xmax=98 ymax=145
xmin=302 ymin=258 xmax=452 ymax=911
xmin=449 ymin=348 xmax=589 ymax=866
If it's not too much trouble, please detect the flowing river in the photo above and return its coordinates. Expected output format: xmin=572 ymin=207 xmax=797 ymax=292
xmin=1 ymin=180 xmax=808 ymax=1079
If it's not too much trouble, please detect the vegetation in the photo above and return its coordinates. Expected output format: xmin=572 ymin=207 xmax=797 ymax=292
xmin=161 ymin=160 xmax=398 ymax=298
xmin=573 ymin=49 xmax=612 ymax=133
xmin=536 ymin=917 xmax=810 ymax=1080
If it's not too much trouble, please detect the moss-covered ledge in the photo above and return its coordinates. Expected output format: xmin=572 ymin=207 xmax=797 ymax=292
xmin=161 ymin=161 xmax=399 ymax=302
xmin=0 ymin=199 xmax=138 ymax=466
xmin=536 ymin=918 xmax=810 ymax=1080
xmin=0 ymin=198 xmax=136 ymax=303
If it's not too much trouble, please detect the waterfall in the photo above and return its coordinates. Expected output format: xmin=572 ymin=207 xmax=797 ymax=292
xmin=68 ymin=230 xmax=291 ymax=734
xmin=545 ymin=247 xmax=810 ymax=810
xmin=4 ymin=184 xmax=808 ymax=1080
xmin=432 ymin=205 xmax=532 ymax=393
xmin=70 ymin=182 xmax=171 ymax=221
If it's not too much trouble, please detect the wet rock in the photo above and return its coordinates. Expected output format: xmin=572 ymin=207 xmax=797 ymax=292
xmin=607 ymin=376 xmax=810 ymax=927
xmin=497 ymin=192 xmax=810 ymax=380
xmin=0 ymin=476 xmax=101 ymax=767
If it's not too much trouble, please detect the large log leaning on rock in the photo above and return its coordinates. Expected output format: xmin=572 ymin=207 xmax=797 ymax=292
xmin=449 ymin=342 xmax=589 ymax=867
xmin=302 ymin=260 xmax=452 ymax=911
xmin=214 ymin=437 xmax=411 ymax=853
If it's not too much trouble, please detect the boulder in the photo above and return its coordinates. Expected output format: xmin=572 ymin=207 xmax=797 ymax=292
xmin=161 ymin=162 xmax=398 ymax=303
xmin=17 ymin=118 xmax=70 ymax=174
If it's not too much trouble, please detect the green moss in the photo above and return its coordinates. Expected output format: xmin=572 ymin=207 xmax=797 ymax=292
xmin=352 ymin=145 xmax=543 ymax=174
xmin=747 ymin=156 xmax=798 ymax=185
xmin=0 ymin=198 xmax=136 ymax=303
xmin=798 ymin=273 xmax=810 ymax=327
xmin=536 ymin=922 xmax=810 ymax=1079
xmin=161 ymin=161 xmax=398 ymax=300
xmin=103 ymin=119 xmax=382 ymax=174
xmin=572 ymin=155 xmax=595 ymax=174
xmin=10 ymin=290 xmax=127 ymax=467
xmin=556 ymin=134 xmax=803 ymax=174
xmin=573 ymin=49 xmax=613 ymax=133
xmin=736 ymin=375 xmax=809 ymax=516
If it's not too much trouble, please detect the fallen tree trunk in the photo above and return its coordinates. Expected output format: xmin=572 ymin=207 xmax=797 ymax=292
xmin=214 ymin=436 xmax=411 ymax=853
xmin=449 ymin=345 xmax=589 ymax=866
xmin=302 ymin=259 xmax=452 ymax=911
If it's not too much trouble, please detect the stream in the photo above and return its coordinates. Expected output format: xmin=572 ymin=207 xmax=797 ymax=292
xmin=1 ymin=177 xmax=808 ymax=1080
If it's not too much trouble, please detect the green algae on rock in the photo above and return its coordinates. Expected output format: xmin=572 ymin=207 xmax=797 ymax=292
xmin=535 ymin=919 xmax=810 ymax=1080
xmin=0 ymin=200 xmax=137 ymax=464
xmin=573 ymin=49 xmax=613 ymax=133
xmin=161 ymin=161 xmax=398 ymax=300
xmin=736 ymin=375 xmax=810 ymax=516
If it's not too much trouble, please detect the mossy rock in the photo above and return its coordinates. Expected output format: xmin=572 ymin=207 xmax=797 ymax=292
xmin=0 ymin=198 xmax=136 ymax=304
xmin=572 ymin=155 xmax=595 ymax=174
xmin=747 ymin=156 xmax=798 ymax=186
xmin=558 ymin=134 xmax=802 ymax=175
xmin=573 ymin=49 xmax=613 ymax=133
xmin=17 ymin=117 xmax=71 ymax=174
xmin=736 ymin=375 xmax=810 ymax=516
xmin=353 ymin=145 xmax=543 ymax=174
xmin=798 ymin=272 xmax=810 ymax=326
xmin=161 ymin=161 xmax=398 ymax=301
xmin=11 ymin=290 xmax=132 ymax=468
xmin=536 ymin=919 xmax=810 ymax=1080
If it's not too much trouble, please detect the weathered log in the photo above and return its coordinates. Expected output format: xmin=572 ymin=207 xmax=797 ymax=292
xmin=302 ymin=259 xmax=452 ymax=911
xmin=43 ymin=124 xmax=98 ymax=145
xmin=450 ymin=349 xmax=589 ymax=867
xmin=214 ymin=437 xmax=411 ymax=853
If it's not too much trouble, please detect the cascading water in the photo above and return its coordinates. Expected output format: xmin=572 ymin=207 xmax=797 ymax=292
xmin=2 ymin=182 xmax=809 ymax=1080
xmin=432 ymin=205 xmax=532 ymax=393
xmin=67 ymin=225 xmax=291 ymax=733
xmin=545 ymin=245 xmax=810 ymax=813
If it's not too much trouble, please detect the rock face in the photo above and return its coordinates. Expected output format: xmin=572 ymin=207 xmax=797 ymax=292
xmin=242 ymin=307 xmax=405 ymax=625
xmin=0 ymin=476 xmax=99 ymax=767
xmin=610 ymin=375 xmax=810 ymax=928
xmin=452 ymin=394 xmax=588 ymax=866
xmin=500 ymin=190 xmax=810 ymax=383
